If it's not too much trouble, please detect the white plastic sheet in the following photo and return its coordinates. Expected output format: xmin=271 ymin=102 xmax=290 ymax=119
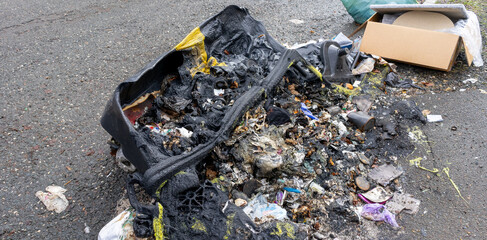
xmin=98 ymin=209 xmax=137 ymax=240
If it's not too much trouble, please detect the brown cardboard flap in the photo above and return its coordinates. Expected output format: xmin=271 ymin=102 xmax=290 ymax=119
xmin=348 ymin=13 xmax=381 ymax=38
xmin=462 ymin=38 xmax=474 ymax=66
xmin=360 ymin=22 xmax=460 ymax=71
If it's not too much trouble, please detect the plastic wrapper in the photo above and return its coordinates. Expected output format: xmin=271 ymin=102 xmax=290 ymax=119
xmin=352 ymin=57 xmax=375 ymax=75
xmin=300 ymin=103 xmax=318 ymax=120
xmin=333 ymin=32 xmax=353 ymax=49
xmin=35 ymin=185 xmax=69 ymax=213
xmin=361 ymin=203 xmax=399 ymax=228
xmin=445 ymin=11 xmax=484 ymax=67
xmin=243 ymin=194 xmax=288 ymax=223
xmin=98 ymin=209 xmax=137 ymax=240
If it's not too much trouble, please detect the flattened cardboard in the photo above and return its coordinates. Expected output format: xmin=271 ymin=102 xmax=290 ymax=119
xmin=360 ymin=22 xmax=460 ymax=71
xmin=393 ymin=11 xmax=454 ymax=30
xmin=370 ymin=4 xmax=468 ymax=19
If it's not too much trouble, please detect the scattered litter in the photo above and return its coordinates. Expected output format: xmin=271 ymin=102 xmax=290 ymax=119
xmin=98 ymin=5 xmax=447 ymax=239
xmin=284 ymin=187 xmax=302 ymax=193
xmin=480 ymin=89 xmax=487 ymax=94
xmin=369 ymin=164 xmax=404 ymax=186
xmin=360 ymin=186 xmax=393 ymax=203
xmin=243 ymin=179 xmax=263 ymax=197
xmin=122 ymin=91 xmax=160 ymax=124
xmin=427 ymin=114 xmax=443 ymax=123
xmin=301 ymin=103 xmax=318 ymax=120
xmin=98 ymin=209 xmax=137 ymax=240
xmin=266 ymin=106 xmax=291 ymax=126
xmin=115 ymin=148 xmax=137 ymax=172
xmin=214 ymin=89 xmax=225 ymax=96
xmin=408 ymin=126 xmax=430 ymax=150
xmin=393 ymin=100 xmax=426 ymax=123
xmin=289 ymin=19 xmax=305 ymax=25
xmin=385 ymin=193 xmax=421 ymax=215
xmin=443 ymin=167 xmax=467 ymax=203
xmin=333 ymin=32 xmax=353 ymax=49
xmin=462 ymin=78 xmax=478 ymax=84
xmin=352 ymin=80 xmax=361 ymax=88
xmin=352 ymin=57 xmax=375 ymax=75
xmin=275 ymin=191 xmax=286 ymax=205
xmin=35 ymin=185 xmax=69 ymax=213
xmin=332 ymin=120 xmax=348 ymax=137
xmin=384 ymin=72 xmax=424 ymax=89
xmin=352 ymin=95 xmax=372 ymax=112
xmin=308 ymin=182 xmax=325 ymax=195
xmin=347 ymin=111 xmax=375 ymax=131
xmin=313 ymin=232 xmax=327 ymax=239
xmin=355 ymin=176 xmax=371 ymax=191
xmin=175 ymin=127 xmax=193 ymax=138
xmin=84 ymin=223 xmax=91 ymax=234
xmin=361 ymin=203 xmax=399 ymax=228
xmin=326 ymin=106 xmax=342 ymax=116
xmin=243 ymin=194 xmax=288 ymax=223
xmin=357 ymin=152 xmax=370 ymax=165
xmin=235 ymin=198 xmax=248 ymax=207
xmin=409 ymin=157 xmax=439 ymax=173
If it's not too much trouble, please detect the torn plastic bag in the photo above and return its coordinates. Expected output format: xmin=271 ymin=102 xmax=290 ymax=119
xmin=244 ymin=194 xmax=288 ymax=223
xmin=384 ymin=72 xmax=424 ymax=90
xmin=361 ymin=203 xmax=399 ymax=228
xmin=98 ymin=209 xmax=137 ymax=240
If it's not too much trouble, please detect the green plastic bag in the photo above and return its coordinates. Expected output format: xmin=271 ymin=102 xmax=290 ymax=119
xmin=340 ymin=0 xmax=417 ymax=24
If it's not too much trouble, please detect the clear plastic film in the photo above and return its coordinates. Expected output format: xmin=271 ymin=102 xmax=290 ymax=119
xmin=442 ymin=11 xmax=484 ymax=67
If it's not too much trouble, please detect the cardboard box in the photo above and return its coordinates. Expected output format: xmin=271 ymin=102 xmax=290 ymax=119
xmin=354 ymin=4 xmax=473 ymax=71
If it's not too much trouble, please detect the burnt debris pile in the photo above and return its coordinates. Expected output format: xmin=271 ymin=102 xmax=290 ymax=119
xmin=101 ymin=5 xmax=425 ymax=240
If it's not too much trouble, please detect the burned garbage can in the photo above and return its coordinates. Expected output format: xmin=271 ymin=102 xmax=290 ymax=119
xmin=101 ymin=5 xmax=424 ymax=240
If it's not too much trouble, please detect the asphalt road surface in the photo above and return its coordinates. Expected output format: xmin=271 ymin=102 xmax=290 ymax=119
xmin=0 ymin=0 xmax=485 ymax=239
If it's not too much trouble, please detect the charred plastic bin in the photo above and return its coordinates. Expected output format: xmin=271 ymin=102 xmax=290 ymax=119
xmin=101 ymin=5 xmax=334 ymax=239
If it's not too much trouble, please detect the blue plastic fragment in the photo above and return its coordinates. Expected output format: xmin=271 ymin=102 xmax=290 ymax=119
xmin=300 ymin=103 xmax=318 ymax=120
xmin=283 ymin=187 xmax=302 ymax=193
xmin=332 ymin=32 xmax=353 ymax=49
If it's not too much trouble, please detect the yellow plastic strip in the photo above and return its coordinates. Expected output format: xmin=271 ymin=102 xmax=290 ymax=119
xmin=307 ymin=65 xmax=323 ymax=80
xmin=175 ymin=27 xmax=205 ymax=51
xmin=409 ymin=157 xmax=439 ymax=173
xmin=155 ymin=180 xmax=168 ymax=200
xmin=442 ymin=167 xmax=467 ymax=203
xmin=153 ymin=203 xmax=165 ymax=240
xmin=174 ymin=27 xmax=225 ymax=76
